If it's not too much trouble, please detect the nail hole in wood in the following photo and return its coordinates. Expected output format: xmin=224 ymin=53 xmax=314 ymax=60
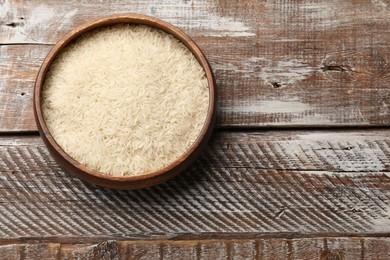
xmin=21 ymin=92 xmax=25 ymax=96
xmin=271 ymin=82 xmax=282 ymax=89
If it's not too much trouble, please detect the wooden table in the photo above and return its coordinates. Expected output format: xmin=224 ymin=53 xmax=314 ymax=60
xmin=1 ymin=0 xmax=389 ymax=259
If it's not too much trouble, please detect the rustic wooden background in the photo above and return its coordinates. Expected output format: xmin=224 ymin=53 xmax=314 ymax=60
xmin=0 ymin=0 xmax=389 ymax=259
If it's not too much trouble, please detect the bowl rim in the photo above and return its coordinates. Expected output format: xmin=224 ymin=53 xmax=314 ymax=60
xmin=34 ymin=14 xmax=216 ymax=183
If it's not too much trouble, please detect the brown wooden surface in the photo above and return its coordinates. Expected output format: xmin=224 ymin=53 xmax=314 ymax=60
xmin=1 ymin=0 xmax=390 ymax=131
xmin=0 ymin=130 xmax=388 ymax=241
xmin=1 ymin=0 xmax=390 ymax=258
xmin=0 ymin=238 xmax=389 ymax=259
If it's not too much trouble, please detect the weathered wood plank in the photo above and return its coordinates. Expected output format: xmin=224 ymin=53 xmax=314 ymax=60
xmin=364 ymin=238 xmax=390 ymax=259
xmin=126 ymin=242 xmax=161 ymax=260
xmin=1 ymin=0 xmax=390 ymax=131
xmin=199 ymin=241 xmax=227 ymax=260
xmin=162 ymin=242 xmax=198 ymax=260
xmin=0 ymin=238 xmax=389 ymax=259
xmin=0 ymin=45 xmax=49 ymax=132
xmin=60 ymin=241 xmax=119 ymax=259
xmin=230 ymin=240 xmax=257 ymax=259
xmin=0 ymin=130 xmax=388 ymax=239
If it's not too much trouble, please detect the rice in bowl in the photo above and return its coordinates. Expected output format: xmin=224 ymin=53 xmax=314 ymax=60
xmin=42 ymin=24 xmax=209 ymax=177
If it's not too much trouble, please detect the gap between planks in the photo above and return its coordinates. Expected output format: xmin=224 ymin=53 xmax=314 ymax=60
xmin=1 ymin=233 xmax=390 ymax=245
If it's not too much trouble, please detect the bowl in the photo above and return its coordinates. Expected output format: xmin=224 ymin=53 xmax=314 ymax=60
xmin=33 ymin=14 xmax=216 ymax=189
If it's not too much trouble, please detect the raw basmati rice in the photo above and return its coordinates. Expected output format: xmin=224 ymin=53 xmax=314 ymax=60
xmin=42 ymin=24 xmax=209 ymax=176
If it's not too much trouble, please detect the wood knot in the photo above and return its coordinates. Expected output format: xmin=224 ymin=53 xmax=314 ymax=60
xmin=5 ymin=22 xmax=23 ymax=28
xmin=320 ymin=58 xmax=355 ymax=83
xmin=321 ymin=51 xmax=390 ymax=83
xmin=321 ymin=65 xmax=350 ymax=72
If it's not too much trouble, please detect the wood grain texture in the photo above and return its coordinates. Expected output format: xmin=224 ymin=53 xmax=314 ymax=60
xmin=1 ymin=0 xmax=390 ymax=131
xmin=0 ymin=130 xmax=389 ymax=240
xmin=0 ymin=45 xmax=48 ymax=132
xmin=0 ymin=238 xmax=389 ymax=259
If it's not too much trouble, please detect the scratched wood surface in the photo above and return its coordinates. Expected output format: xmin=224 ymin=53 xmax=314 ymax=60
xmin=0 ymin=130 xmax=388 ymax=240
xmin=1 ymin=0 xmax=390 ymax=131
xmin=0 ymin=238 xmax=389 ymax=259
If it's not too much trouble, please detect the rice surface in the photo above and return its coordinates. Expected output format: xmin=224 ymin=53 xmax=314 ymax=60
xmin=42 ymin=24 xmax=209 ymax=176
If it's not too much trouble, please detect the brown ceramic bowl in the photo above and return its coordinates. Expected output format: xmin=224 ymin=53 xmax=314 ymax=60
xmin=34 ymin=14 xmax=216 ymax=190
